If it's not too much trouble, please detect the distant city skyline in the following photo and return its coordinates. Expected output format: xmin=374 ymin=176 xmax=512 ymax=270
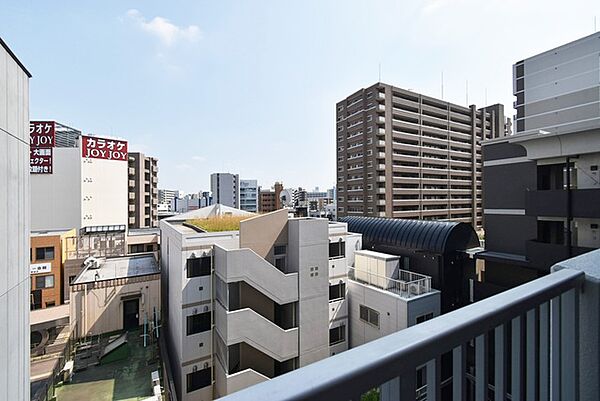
xmin=1 ymin=0 xmax=599 ymax=193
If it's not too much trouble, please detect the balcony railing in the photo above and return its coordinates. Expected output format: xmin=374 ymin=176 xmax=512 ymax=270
xmin=217 ymin=250 xmax=600 ymax=401
xmin=348 ymin=267 xmax=432 ymax=298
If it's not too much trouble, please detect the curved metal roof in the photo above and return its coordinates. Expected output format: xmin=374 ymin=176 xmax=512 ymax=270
xmin=340 ymin=216 xmax=479 ymax=254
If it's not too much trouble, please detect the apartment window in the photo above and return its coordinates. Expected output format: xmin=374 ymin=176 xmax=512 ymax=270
xmin=35 ymin=275 xmax=54 ymax=289
xmin=367 ymin=115 xmax=373 ymax=122
xmin=367 ymin=127 xmax=373 ymax=133
xmin=130 ymin=244 xmax=145 ymax=253
xmin=274 ymin=245 xmax=287 ymax=256
xmin=329 ymin=283 xmax=346 ymax=301
xmin=329 ymin=240 xmax=345 ymax=259
xmin=186 ymin=367 xmax=212 ymax=393
xmin=45 ymin=301 xmax=55 ymax=308
xmin=35 ymin=247 xmax=54 ymax=260
xmin=187 ymin=256 xmax=211 ymax=278
xmin=416 ymin=312 xmax=434 ymax=324
xmin=186 ymin=312 xmax=211 ymax=335
xmin=359 ymin=305 xmax=380 ymax=328
xmin=68 ymin=275 xmax=76 ymax=285
xmin=329 ymin=325 xmax=345 ymax=345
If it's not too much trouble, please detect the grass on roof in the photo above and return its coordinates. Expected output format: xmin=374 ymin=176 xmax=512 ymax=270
xmin=187 ymin=215 xmax=250 ymax=232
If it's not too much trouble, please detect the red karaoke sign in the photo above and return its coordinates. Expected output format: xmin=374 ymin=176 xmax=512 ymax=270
xmin=30 ymin=121 xmax=55 ymax=174
xmin=81 ymin=135 xmax=128 ymax=161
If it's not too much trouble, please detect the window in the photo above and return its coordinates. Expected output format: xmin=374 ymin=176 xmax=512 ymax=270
xmin=186 ymin=367 xmax=212 ymax=393
xmin=129 ymin=244 xmax=145 ymax=253
xmin=68 ymin=275 xmax=76 ymax=285
xmin=416 ymin=312 xmax=434 ymax=324
xmin=274 ymin=245 xmax=287 ymax=256
xmin=35 ymin=247 xmax=54 ymax=260
xmin=329 ymin=283 xmax=346 ymax=301
xmin=329 ymin=241 xmax=345 ymax=259
xmin=275 ymin=257 xmax=286 ymax=271
xmin=329 ymin=325 xmax=345 ymax=345
xmin=186 ymin=312 xmax=211 ymax=335
xmin=35 ymin=275 xmax=54 ymax=289
xmin=359 ymin=305 xmax=380 ymax=328
xmin=45 ymin=301 xmax=55 ymax=308
xmin=187 ymin=256 xmax=211 ymax=278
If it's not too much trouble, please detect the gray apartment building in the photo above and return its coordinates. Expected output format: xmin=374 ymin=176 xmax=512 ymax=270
xmin=336 ymin=82 xmax=507 ymax=228
xmin=211 ymin=172 xmax=240 ymax=209
xmin=477 ymin=32 xmax=600 ymax=296
xmin=128 ymin=152 xmax=159 ymax=228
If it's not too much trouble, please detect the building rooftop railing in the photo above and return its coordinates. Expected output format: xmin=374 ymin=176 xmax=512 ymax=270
xmin=217 ymin=249 xmax=600 ymax=401
xmin=348 ymin=266 xmax=432 ymax=297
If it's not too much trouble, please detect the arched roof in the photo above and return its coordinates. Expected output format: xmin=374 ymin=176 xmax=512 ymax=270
xmin=340 ymin=216 xmax=479 ymax=254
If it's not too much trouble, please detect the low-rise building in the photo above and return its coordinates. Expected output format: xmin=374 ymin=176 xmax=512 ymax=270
xmin=30 ymin=229 xmax=76 ymax=309
xmin=258 ymin=182 xmax=283 ymax=213
xmin=69 ymin=254 xmax=161 ymax=338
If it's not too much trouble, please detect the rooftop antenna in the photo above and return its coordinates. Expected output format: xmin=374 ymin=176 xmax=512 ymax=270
xmin=441 ymin=71 xmax=444 ymax=100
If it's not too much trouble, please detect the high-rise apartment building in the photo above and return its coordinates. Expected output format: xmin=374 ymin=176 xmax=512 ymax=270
xmin=211 ymin=173 xmax=240 ymax=208
xmin=336 ymin=83 xmax=507 ymax=227
xmin=0 ymin=37 xmax=31 ymax=401
xmin=258 ymin=181 xmax=283 ymax=213
xmin=30 ymin=123 xmax=128 ymax=233
xmin=239 ymin=179 xmax=259 ymax=212
xmin=128 ymin=152 xmax=159 ymax=228
xmin=478 ymin=33 xmax=600 ymax=295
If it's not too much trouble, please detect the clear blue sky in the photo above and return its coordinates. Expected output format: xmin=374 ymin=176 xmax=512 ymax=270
xmin=1 ymin=0 xmax=598 ymax=193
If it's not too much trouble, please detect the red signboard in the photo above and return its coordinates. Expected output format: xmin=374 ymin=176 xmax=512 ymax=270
xmin=30 ymin=121 xmax=55 ymax=174
xmin=30 ymin=121 xmax=55 ymax=147
xmin=30 ymin=147 xmax=53 ymax=174
xmin=81 ymin=135 xmax=128 ymax=161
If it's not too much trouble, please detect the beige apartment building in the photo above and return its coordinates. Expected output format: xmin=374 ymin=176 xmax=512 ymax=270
xmin=128 ymin=152 xmax=159 ymax=228
xmin=336 ymin=82 xmax=508 ymax=227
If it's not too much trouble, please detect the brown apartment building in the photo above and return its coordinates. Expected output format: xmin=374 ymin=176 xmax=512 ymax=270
xmin=30 ymin=229 xmax=75 ymax=309
xmin=128 ymin=152 xmax=159 ymax=228
xmin=336 ymin=82 xmax=508 ymax=228
xmin=258 ymin=181 xmax=283 ymax=212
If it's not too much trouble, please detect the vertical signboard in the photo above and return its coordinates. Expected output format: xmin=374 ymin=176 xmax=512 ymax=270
xmin=81 ymin=135 xmax=128 ymax=161
xmin=30 ymin=121 xmax=55 ymax=174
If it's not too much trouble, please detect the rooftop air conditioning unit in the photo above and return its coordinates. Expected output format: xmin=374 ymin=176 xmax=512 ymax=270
xmin=408 ymin=283 xmax=420 ymax=295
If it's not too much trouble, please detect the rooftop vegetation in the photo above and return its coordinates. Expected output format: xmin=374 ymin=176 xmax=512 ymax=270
xmin=186 ymin=214 xmax=251 ymax=232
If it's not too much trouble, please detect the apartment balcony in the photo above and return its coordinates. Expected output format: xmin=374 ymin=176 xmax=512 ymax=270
xmin=526 ymin=240 xmax=595 ymax=271
xmin=349 ymin=267 xmax=431 ymax=298
xmin=214 ymin=246 xmax=299 ymax=305
xmin=525 ymin=188 xmax=600 ymax=218
xmin=128 ymin=167 xmax=135 ymax=176
xmin=220 ymin=250 xmax=600 ymax=401
xmin=215 ymin=302 xmax=299 ymax=362
xmin=216 ymin=359 xmax=269 ymax=398
xmin=128 ymin=179 xmax=135 ymax=187
xmin=377 ymin=187 xmax=386 ymax=194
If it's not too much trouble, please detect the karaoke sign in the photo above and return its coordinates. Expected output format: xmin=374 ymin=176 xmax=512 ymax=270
xmin=81 ymin=135 xmax=128 ymax=161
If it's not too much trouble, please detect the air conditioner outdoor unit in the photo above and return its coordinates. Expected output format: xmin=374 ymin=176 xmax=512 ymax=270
xmin=408 ymin=283 xmax=420 ymax=295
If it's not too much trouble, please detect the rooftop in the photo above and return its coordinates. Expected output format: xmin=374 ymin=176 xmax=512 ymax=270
xmin=72 ymin=254 xmax=159 ymax=284
xmin=164 ymin=203 xmax=254 ymax=222
xmin=186 ymin=214 xmax=250 ymax=232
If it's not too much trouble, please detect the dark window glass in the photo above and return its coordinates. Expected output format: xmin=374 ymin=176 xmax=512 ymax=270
xmin=416 ymin=312 xmax=434 ymax=324
xmin=516 ymin=63 xmax=524 ymax=78
xmin=274 ymin=257 xmax=286 ymax=270
xmin=359 ymin=304 xmax=380 ymax=328
xmin=186 ymin=312 xmax=211 ymax=335
xmin=328 ymin=241 xmax=345 ymax=258
xmin=68 ymin=275 xmax=76 ymax=285
xmin=329 ymin=325 xmax=345 ymax=345
xmin=516 ymin=92 xmax=524 ymax=106
xmin=35 ymin=275 xmax=54 ymax=289
xmin=187 ymin=256 xmax=211 ymax=278
xmin=516 ymin=106 xmax=524 ymax=119
xmin=329 ymin=283 xmax=346 ymax=301
xmin=516 ymin=119 xmax=525 ymax=133
xmin=35 ymin=247 xmax=55 ymax=260
xmin=274 ymin=245 xmax=287 ymax=255
xmin=186 ymin=367 xmax=211 ymax=392
xmin=516 ymin=78 xmax=524 ymax=92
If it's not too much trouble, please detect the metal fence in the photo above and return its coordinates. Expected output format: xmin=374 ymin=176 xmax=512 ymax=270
xmin=218 ymin=267 xmax=584 ymax=401
xmin=348 ymin=267 xmax=432 ymax=297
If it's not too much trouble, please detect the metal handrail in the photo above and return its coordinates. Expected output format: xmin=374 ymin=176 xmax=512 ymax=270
xmin=217 ymin=268 xmax=583 ymax=401
xmin=348 ymin=267 xmax=432 ymax=297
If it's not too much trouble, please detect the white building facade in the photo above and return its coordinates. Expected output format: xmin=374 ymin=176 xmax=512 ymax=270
xmin=160 ymin=209 xmax=361 ymax=400
xmin=0 ymin=38 xmax=31 ymax=401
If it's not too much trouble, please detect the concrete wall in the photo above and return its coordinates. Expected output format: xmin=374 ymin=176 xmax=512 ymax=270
xmin=0 ymin=40 xmax=30 ymax=401
xmin=70 ymin=274 xmax=160 ymax=338
xmin=575 ymin=218 xmax=600 ymax=248
xmin=347 ymin=280 xmax=440 ymax=348
xmin=31 ymin=147 xmax=81 ymax=230
xmin=288 ymin=218 xmax=330 ymax=367
xmin=239 ymin=209 xmax=288 ymax=261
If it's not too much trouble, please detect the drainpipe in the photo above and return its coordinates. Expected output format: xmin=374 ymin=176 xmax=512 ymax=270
xmin=566 ymin=157 xmax=572 ymax=258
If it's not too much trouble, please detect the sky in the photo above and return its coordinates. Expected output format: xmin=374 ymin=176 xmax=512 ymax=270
xmin=1 ymin=0 xmax=599 ymax=194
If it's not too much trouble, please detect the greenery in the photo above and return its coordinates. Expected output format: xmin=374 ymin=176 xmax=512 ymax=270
xmin=361 ymin=388 xmax=380 ymax=401
xmin=187 ymin=215 xmax=251 ymax=232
